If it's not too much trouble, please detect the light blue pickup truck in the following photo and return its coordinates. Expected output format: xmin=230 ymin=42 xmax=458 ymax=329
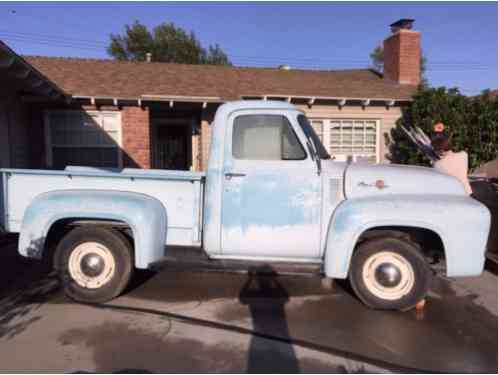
xmin=0 ymin=101 xmax=491 ymax=310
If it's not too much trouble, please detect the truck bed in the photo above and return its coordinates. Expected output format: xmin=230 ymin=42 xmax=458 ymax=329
xmin=0 ymin=167 xmax=205 ymax=247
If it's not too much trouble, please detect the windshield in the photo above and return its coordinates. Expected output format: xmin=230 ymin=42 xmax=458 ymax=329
xmin=297 ymin=115 xmax=331 ymax=160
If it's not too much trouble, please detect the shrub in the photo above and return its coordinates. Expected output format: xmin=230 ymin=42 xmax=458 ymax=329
xmin=386 ymin=87 xmax=498 ymax=171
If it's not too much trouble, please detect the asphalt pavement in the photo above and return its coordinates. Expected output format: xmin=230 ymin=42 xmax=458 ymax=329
xmin=2 ymin=237 xmax=498 ymax=373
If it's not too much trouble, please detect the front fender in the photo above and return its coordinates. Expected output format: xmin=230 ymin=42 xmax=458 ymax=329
xmin=19 ymin=190 xmax=167 ymax=269
xmin=324 ymin=194 xmax=490 ymax=279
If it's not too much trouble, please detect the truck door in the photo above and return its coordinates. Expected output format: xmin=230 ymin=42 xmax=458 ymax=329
xmin=221 ymin=110 xmax=321 ymax=259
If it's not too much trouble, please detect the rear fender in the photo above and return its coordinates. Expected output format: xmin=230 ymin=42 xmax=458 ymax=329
xmin=324 ymin=194 xmax=490 ymax=278
xmin=18 ymin=190 xmax=167 ymax=269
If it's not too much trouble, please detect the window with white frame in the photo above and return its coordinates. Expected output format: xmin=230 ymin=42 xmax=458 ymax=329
xmin=45 ymin=111 xmax=122 ymax=169
xmin=310 ymin=120 xmax=324 ymax=143
xmin=310 ymin=119 xmax=380 ymax=163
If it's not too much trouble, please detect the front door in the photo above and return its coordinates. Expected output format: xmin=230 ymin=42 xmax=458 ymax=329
xmin=153 ymin=120 xmax=191 ymax=170
xmin=221 ymin=111 xmax=322 ymax=260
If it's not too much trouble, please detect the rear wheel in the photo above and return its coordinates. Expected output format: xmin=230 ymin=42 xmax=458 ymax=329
xmin=55 ymin=226 xmax=133 ymax=303
xmin=349 ymin=237 xmax=430 ymax=311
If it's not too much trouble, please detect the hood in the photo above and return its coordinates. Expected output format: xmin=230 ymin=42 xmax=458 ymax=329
xmin=344 ymin=163 xmax=466 ymax=199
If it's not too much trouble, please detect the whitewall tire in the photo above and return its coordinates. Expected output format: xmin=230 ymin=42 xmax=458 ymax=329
xmin=349 ymin=237 xmax=430 ymax=311
xmin=55 ymin=226 xmax=133 ymax=303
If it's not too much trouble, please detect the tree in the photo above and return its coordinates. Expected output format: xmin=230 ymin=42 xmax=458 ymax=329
xmin=369 ymin=45 xmax=428 ymax=86
xmin=369 ymin=45 xmax=384 ymax=73
xmin=202 ymin=44 xmax=231 ymax=65
xmin=385 ymin=87 xmax=498 ymax=171
xmin=108 ymin=21 xmax=231 ymax=65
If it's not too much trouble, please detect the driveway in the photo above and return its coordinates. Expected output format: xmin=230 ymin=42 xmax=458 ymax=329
xmin=1 ymin=236 xmax=498 ymax=373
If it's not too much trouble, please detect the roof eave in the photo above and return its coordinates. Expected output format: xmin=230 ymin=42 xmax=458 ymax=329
xmin=241 ymin=94 xmax=412 ymax=106
xmin=0 ymin=40 xmax=69 ymax=100
xmin=69 ymin=94 xmax=226 ymax=107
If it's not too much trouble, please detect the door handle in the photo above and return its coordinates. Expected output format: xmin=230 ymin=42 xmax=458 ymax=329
xmin=224 ymin=172 xmax=246 ymax=180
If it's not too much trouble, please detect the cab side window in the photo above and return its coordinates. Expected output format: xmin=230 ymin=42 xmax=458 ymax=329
xmin=232 ymin=115 xmax=306 ymax=160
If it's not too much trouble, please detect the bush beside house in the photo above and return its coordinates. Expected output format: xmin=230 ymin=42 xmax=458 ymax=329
xmin=386 ymin=87 xmax=498 ymax=171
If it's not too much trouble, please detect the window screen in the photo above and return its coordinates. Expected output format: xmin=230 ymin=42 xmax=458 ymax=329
xmin=47 ymin=111 xmax=121 ymax=169
xmin=329 ymin=119 xmax=377 ymax=162
xmin=307 ymin=118 xmax=379 ymax=163
xmin=310 ymin=120 xmax=324 ymax=142
xmin=232 ymin=115 xmax=306 ymax=160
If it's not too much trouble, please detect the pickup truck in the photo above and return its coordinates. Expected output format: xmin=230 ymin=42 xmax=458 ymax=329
xmin=0 ymin=101 xmax=491 ymax=310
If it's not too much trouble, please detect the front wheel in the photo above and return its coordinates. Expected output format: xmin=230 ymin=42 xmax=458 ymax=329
xmin=349 ymin=237 xmax=430 ymax=311
xmin=55 ymin=226 xmax=133 ymax=303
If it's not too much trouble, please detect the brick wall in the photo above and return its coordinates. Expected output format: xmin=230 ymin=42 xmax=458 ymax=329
xmin=200 ymin=109 xmax=215 ymax=171
xmin=121 ymin=106 xmax=151 ymax=169
xmin=191 ymin=126 xmax=200 ymax=171
xmin=383 ymin=30 xmax=421 ymax=86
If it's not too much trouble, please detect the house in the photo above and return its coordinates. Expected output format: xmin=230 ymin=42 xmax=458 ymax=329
xmin=0 ymin=19 xmax=420 ymax=172
xmin=0 ymin=42 xmax=68 ymax=169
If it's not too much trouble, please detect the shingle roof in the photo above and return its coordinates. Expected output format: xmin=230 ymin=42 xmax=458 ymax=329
xmin=24 ymin=56 xmax=417 ymax=101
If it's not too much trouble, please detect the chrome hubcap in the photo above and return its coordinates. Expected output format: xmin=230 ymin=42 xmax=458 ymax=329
xmin=362 ymin=251 xmax=415 ymax=301
xmin=68 ymin=242 xmax=115 ymax=289
xmin=80 ymin=253 xmax=105 ymax=278
xmin=374 ymin=262 xmax=402 ymax=287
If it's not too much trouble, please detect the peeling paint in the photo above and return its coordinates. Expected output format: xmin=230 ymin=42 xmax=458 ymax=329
xmin=18 ymin=190 xmax=167 ymax=269
xmin=324 ymin=194 xmax=490 ymax=278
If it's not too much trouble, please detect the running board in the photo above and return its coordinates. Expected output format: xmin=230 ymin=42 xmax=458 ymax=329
xmin=150 ymin=246 xmax=323 ymax=277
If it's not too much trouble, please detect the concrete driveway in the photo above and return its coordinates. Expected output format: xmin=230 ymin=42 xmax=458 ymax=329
xmin=2 ymin=236 xmax=498 ymax=373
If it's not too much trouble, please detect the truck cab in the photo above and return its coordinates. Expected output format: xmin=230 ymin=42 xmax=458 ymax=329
xmin=0 ymin=100 xmax=491 ymax=311
xmin=203 ymin=101 xmax=333 ymax=262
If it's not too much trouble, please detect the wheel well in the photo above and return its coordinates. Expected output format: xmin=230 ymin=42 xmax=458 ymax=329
xmin=44 ymin=218 xmax=134 ymax=269
xmin=357 ymin=226 xmax=446 ymax=264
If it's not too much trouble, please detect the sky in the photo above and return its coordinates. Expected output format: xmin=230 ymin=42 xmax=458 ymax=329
xmin=1 ymin=1 xmax=497 ymax=95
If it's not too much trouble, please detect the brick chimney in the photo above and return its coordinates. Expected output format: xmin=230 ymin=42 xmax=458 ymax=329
xmin=383 ymin=19 xmax=421 ymax=85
